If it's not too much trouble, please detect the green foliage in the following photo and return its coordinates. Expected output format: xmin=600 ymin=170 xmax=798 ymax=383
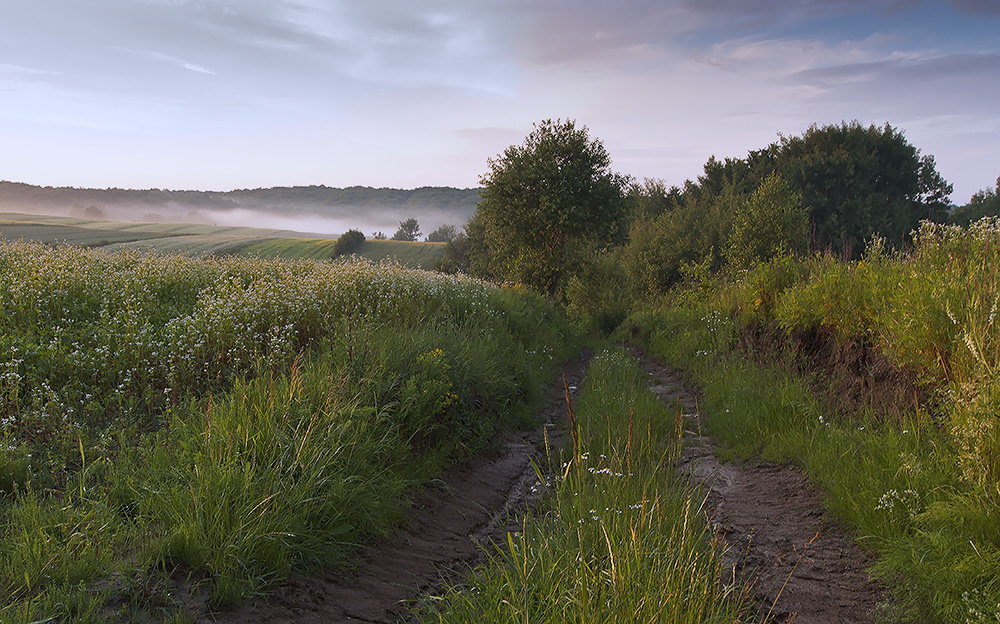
xmin=425 ymin=223 xmax=458 ymax=243
xmin=332 ymin=228 xmax=365 ymax=255
xmin=724 ymin=173 xmax=808 ymax=270
xmin=627 ymin=306 xmax=1000 ymax=623
xmin=392 ymin=217 xmax=421 ymax=242
xmin=564 ymin=249 xmax=630 ymax=335
xmin=421 ymin=349 xmax=744 ymax=623
xmin=622 ymin=180 xmax=733 ymax=302
xmin=718 ymin=253 xmax=811 ymax=323
xmin=626 ymin=177 xmax=681 ymax=221
xmin=950 ymin=175 xmax=1000 ymax=226
xmin=760 ymin=121 xmax=953 ymax=255
xmin=473 ymin=118 xmax=630 ymax=296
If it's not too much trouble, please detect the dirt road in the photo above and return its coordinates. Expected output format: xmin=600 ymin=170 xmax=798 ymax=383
xmin=199 ymin=348 xmax=884 ymax=623
xmin=637 ymin=351 xmax=886 ymax=623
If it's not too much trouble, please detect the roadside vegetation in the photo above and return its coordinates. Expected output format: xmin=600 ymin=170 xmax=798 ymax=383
xmin=432 ymin=118 xmax=998 ymax=622
xmin=0 ymin=240 xmax=572 ymax=622
xmin=615 ymin=218 xmax=1000 ymax=622
xmin=420 ymin=348 xmax=746 ymax=623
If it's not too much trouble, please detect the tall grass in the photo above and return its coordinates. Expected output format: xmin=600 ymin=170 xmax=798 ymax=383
xmin=625 ymin=218 xmax=1000 ymax=622
xmin=0 ymin=240 xmax=573 ymax=622
xmin=420 ymin=349 xmax=746 ymax=623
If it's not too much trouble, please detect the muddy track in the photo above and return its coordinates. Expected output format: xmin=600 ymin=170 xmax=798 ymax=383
xmin=197 ymin=347 xmax=884 ymax=623
xmin=196 ymin=350 xmax=591 ymax=624
xmin=635 ymin=350 xmax=886 ymax=623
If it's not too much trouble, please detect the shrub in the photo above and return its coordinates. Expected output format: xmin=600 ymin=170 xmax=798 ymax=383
xmin=333 ymin=229 xmax=365 ymax=256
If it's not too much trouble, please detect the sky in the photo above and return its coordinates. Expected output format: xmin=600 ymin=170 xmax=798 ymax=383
xmin=1 ymin=0 xmax=998 ymax=203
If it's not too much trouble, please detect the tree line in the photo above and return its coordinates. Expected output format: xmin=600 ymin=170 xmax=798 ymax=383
xmin=0 ymin=182 xmax=480 ymax=219
xmin=434 ymin=118 xmax=998 ymax=331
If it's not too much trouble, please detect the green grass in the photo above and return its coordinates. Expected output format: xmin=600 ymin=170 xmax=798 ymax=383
xmin=0 ymin=240 xmax=573 ymax=622
xmin=624 ymin=232 xmax=1000 ymax=624
xmin=237 ymin=237 xmax=447 ymax=269
xmin=419 ymin=348 xmax=746 ymax=623
xmin=0 ymin=213 xmax=446 ymax=269
xmin=352 ymin=239 xmax=447 ymax=270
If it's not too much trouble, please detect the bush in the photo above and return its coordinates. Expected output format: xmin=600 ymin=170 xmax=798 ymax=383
xmin=564 ymin=249 xmax=630 ymax=335
xmin=333 ymin=229 xmax=365 ymax=256
xmin=724 ymin=173 xmax=808 ymax=271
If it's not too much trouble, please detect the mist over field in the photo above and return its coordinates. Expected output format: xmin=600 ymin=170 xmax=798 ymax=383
xmin=204 ymin=207 xmax=471 ymax=238
xmin=0 ymin=182 xmax=479 ymax=239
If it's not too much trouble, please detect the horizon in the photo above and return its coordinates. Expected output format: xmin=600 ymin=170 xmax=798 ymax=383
xmin=2 ymin=2 xmax=998 ymax=204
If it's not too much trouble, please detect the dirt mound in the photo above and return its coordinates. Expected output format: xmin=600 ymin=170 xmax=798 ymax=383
xmin=740 ymin=323 xmax=929 ymax=423
xmin=196 ymin=351 xmax=590 ymax=624
xmin=638 ymin=351 xmax=886 ymax=623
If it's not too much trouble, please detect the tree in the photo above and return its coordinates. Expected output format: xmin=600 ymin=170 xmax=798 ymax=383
xmin=392 ymin=218 xmax=421 ymax=242
xmin=950 ymin=175 xmax=1000 ymax=226
xmin=756 ymin=121 xmax=953 ymax=255
xmin=472 ymin=118 xmax=630 ymax=296
xmin=627 ymin=178 xmax=681 ymax=221
xmin=426 ymin=223 xmax=459 ymax=243
xmin=725 ymin=173 xmax=808 ymax=270
xmin=333 ymin=229 xmax=365 ymax=256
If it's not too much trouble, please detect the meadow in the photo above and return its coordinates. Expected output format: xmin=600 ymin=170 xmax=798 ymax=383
xmin=0 ymin=239 xmax=571 ymax=622
xmin=0 ymin=213 xmax=446 ymax=269
xmin=622 ymin=217 xmax=1000 ymax=622
xmin=6 ymin=206 xmax=999 ymax=623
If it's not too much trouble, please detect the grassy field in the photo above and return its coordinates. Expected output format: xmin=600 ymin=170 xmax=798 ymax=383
xmin=0 ymin=212 xmax=446 ymax=269
xmin=0 ymin=240 xmax=571 ymax=622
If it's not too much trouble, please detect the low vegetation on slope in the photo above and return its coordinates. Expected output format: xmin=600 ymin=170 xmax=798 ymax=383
xmin=0 ymin=240 xmax=572 ymax=622
xmin=621 ymin=217 xmax=1000 ymax=622
xmin=0 ymin=214 xmax=446 ymax=269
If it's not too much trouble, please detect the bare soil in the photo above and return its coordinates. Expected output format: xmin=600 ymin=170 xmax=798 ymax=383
xmin=195 ymin=346 xmax=887 ymax=623
xmin=636 ymin=350 xmax=886 ymax=623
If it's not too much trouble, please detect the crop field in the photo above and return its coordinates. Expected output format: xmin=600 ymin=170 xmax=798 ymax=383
xmin=0 ymin=239 xmax=571 ymax=622
xmin=0 ymin=213 xmax=445 ymax=269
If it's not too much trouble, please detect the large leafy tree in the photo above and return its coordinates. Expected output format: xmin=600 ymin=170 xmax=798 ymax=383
xmin=751 ymin=121 xmax=952 ymax=255
xmin=473 ymin=119 xmax=629 ymax=296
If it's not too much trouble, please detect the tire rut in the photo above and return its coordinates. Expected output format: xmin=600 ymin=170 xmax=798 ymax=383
xmin=196 ymin=350 xmax=591 ymax=624
xmin=634 ymin=349 xmax=886 ymax=623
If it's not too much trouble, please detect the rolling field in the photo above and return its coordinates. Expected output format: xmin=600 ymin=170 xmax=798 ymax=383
xmin=0 ymin=212 xmax=446 ymax=269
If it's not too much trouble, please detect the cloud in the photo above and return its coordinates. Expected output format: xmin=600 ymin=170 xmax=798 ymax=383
xmin=121 ymin=49 xmax=216 ymax=75
xmin=948 ymin=0 xmax=1000 ymax=15
xmin=0 ymin=62 xmax=55 ymax=76
xmin=793 ymin=52 xmax=1000 ymax=84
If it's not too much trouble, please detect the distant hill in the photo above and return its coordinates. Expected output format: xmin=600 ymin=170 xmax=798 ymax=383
xmin=0 ymin=181 xmax=481 ymax=236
